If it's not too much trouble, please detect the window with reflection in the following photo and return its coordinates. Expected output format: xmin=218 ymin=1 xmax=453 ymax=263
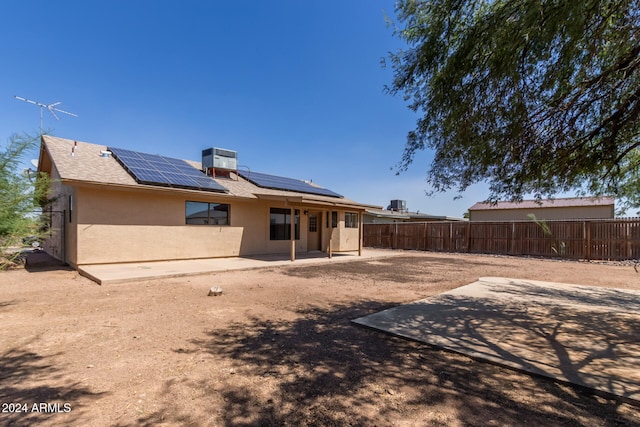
xmin=345 ymin=212 xmax=358 ymax=228
xmin=270 ymin=207 xmax=300 ymax=240
xmin=186 ymin=201 xmax=229 ymax=225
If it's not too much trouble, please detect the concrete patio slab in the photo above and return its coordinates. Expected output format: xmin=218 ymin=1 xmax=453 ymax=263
xmin=78 ymin=249 xmax=403 ymax=285
xmin=353 ymin=277 xmax=640 ymax=404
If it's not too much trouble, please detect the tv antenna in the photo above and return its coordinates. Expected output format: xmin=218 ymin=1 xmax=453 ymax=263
xmin=14 ymin=95 xmax=78 ymax=132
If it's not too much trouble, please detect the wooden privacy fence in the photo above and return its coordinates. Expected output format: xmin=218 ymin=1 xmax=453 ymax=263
xmin=363 ymin=219 xmax=640 ymax=261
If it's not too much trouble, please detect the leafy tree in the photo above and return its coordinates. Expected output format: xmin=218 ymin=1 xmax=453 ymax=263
xmin=387 ymin=0 xmax=640 ymax=211
xmin=0 ymin=133 xmax=50 ymax=268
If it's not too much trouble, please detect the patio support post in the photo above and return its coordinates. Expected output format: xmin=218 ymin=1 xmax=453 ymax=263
xmin=358 ymin=211 xmax=362 ymax=256
xmin=290 ymin=207 xmax=295 ymax=262
xmin=329 ymin=224 xmax=333 ymax=259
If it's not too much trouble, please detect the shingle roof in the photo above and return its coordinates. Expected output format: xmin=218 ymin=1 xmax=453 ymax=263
xmin=41 ymin=135 xmax=376 ymax=209
xmin=468 ymin=196 xmax=615 ymax=211
xmin=42 ymin=135 xmax=138 ymax=186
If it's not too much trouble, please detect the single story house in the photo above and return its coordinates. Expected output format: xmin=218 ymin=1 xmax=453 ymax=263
xmin=468 ymin=196 xmax=615 ymax=221
xmin=38 ymin=135 xmax=379 ymax=267
xmin=364 ymin=207 xmax=465 ymax=224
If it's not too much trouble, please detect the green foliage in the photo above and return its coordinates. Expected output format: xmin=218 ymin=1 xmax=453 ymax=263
xmin=527 ymin=213 xmax=566 ymax=256
xmin=610 ymin=147 xmax=640 ymax=214
xmin=388 ymin=0 xmax=640 ymax=209
xmin=526 ymin=213 xmax=551 ymax=236
xmin=0 ymin=133 xmax=50 ymax=267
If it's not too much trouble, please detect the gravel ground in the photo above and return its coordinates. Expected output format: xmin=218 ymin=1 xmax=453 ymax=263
xmin=1 ymin=251 xmax=640 ymax=426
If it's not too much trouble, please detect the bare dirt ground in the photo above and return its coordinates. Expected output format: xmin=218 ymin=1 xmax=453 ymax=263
xmin=2 ymin=251 xmax=640 ymax=427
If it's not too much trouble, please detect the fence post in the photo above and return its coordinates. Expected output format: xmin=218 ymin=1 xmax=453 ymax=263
xmin=394 ymin=222 xmax=398 ymax=249
xmin=585 ymin=221 xmax=591 ymax=261
xmin=423 ymin=222 xmax=428 ymax=251
xmin=466 ymin=221 xmax=471 ymax=252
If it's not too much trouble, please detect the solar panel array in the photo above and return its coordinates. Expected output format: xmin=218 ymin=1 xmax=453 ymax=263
xmin=238 ymin=171 xmax=342 ymax=198
xmin=109 ymin=147 xmax=228 ymax=193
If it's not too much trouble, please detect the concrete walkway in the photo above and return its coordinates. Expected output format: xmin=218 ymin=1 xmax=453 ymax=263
xmin=78 ymin=249 xmax=403 ymax=285
xmin=353 ymin=277 xmax=640 ymax=404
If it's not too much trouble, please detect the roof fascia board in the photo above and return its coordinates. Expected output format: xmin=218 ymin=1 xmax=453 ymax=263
xmin=59 ymin=179 xmax=255 ymax=199
xmin=254 ymin=194 xmax=375 ymax=210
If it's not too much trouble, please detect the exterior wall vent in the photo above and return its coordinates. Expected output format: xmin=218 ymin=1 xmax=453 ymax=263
xmin=202 ymin=147 xmax=237 ymax=171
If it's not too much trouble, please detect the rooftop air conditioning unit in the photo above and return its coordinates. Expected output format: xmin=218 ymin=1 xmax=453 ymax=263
xmin=390 ymin=199 xmax=407 ymax=212
xmin=202 ymin=147 xmax=237 ymax=170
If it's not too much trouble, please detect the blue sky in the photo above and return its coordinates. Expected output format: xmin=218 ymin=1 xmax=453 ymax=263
xmin=1 ymin=0 xmax=490 ymax=217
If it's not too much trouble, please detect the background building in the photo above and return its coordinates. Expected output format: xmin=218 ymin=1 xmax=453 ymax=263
xmin=468 ymin=197 xmax=615 ymax=221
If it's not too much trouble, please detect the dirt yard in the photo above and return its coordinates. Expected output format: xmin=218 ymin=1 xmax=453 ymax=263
xmin=2 ymin=251 xmax=640 ymax=426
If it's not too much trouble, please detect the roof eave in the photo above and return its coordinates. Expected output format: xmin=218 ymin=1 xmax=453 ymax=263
xmin=59 ymin=179 xmax=255 ymax=199
xmin=254 ymin=194 xmax=378 ymax=210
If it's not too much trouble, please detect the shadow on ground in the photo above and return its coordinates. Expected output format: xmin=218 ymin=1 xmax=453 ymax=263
xmin=135 ymin=301 xmax=639 ymax=426
xmin=24 ymin=251 xmax=71 ymax=273
xmin=283 ymin=255 xmax=515 ymax=284
xmin=0 ymin=346 xmax=104 ymax=427
xmin=354 ymin=281 xmax=640 ymax=404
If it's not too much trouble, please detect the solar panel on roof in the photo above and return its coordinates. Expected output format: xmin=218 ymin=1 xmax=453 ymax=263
xmin=238 ymin=171 xmax=342 ymax=198
xmin=109 ymin=147 xmax=228 ymax=193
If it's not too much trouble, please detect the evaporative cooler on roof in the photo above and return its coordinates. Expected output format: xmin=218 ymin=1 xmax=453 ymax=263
xmin=202 ymin=148 xmax=237 ymax=170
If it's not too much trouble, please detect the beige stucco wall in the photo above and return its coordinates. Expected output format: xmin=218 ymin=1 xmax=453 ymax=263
xmin=77 ymin=224 xmax=244 ymax=264
xmin=75 ymin=187 xmax=255 ymax=264
xmin=68 ymin=186 xmax=362 ymax=265
xmin=322 ymin=211 xmax=360 ymax=252
xmin=469 ymin=205 xmax=614 ymax=222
